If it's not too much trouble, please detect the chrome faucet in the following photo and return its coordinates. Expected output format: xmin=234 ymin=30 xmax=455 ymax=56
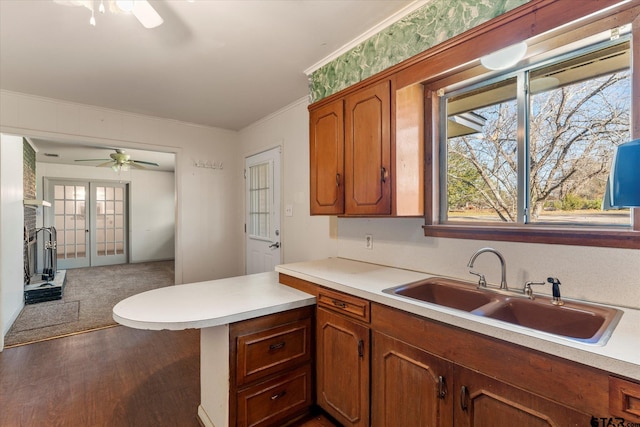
xmin=467 ymin=247 xmax=508 ymax=290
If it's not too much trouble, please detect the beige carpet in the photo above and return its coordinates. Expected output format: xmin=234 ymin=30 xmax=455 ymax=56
xmin=4 ymin=260 xmax=174 ymax=347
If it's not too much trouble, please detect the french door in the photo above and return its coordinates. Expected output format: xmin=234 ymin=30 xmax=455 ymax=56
xmin=47 ymin=179 xmax=129 ymax=269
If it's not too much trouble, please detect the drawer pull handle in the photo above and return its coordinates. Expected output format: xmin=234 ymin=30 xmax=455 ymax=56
xmin=270 ymin=390 xmax=286 ymax=400
xmin=269 ymin=342 xmax=286 ymax=351
xmin=332 ymin=299 xmax=347 ymax=308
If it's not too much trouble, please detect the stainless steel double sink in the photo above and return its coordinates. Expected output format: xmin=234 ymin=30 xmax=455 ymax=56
xmin=383 ymin=277 xmax=622 ymax=345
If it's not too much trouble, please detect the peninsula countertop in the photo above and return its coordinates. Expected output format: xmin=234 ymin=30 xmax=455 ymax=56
xmin=112 ymin=271 xmax=316 ymax=330
xmin=275 ymin=257 xmax=640 ymax=381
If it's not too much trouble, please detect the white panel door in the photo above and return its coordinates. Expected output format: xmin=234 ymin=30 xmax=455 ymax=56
xmin=245 ymin=147 xmax=281 ymax=274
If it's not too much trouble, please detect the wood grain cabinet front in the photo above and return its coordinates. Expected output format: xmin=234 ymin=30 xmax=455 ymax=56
xmin=229 ymin=306 xmax=314 ymax=427
xmin=236 ymin=365 xmax=313 ymax=427
xmin=236 ymin=317 xmax=312 ymax=387
xmin=316 ymin=306 xmax=370 ymax=427
xmin=309 ymin=99 xmax=345 ymax=215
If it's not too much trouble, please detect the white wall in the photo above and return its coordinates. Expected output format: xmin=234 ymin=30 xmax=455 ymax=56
xmin=36 ymin=162 xmax=175 ymax=263
xmin=337 ymin=218 xmax=640 ymax=309
xmin=0 ymin=134 xmax=25 ymax=349
xmin=238 ymin=98 xmax=337 ymax=272
xmin=0 ymin=90 xmax=244 ymax=285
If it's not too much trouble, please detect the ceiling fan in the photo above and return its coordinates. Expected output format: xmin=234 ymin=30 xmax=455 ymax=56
xmin=53 ymin=0 xmax=163 ymax=29
xmin=75 ymin=149 xmax=160 ymax=172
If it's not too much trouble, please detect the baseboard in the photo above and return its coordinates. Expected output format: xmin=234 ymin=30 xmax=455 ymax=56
xmin=1 ymin=298 xmax=25 ymax=351
xmin=197 ymin=405 xmax=216 ymax=427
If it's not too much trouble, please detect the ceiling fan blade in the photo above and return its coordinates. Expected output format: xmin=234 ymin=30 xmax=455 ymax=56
xmin=128 ymin=162 xmax=147 ymax=170
xmin=131 ymin=160 xmax=160 ymax=167
xmin=133 ymin=0 xmax=163 ymax=29
xmin=96 ymin=161 xmax=116 ymax=168
xmin=74 ymin=158 xmax=111 ymax=162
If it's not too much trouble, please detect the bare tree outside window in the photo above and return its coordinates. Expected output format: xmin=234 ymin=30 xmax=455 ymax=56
xmin=444 ymin=42 xmax=631 ymax=226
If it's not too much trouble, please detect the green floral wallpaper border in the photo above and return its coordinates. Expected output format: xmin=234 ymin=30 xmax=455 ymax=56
xmin=309 ymin=0 xmax=528 ymax=102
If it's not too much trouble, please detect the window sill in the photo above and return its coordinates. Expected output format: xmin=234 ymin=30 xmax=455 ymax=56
xmin=422 ymin=223 xmax=640 ymax=249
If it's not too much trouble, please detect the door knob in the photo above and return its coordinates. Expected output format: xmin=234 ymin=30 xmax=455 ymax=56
xmin=269 ymin=242 xmax=280 ymax=249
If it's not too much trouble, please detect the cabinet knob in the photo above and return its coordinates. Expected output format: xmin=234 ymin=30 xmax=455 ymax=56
xmin=380 ymin=167 xmax=387 ymax=183
xmin=358 ymin=339 xmax=365 ymax=358
xmin=336 ymin=173 xmax=341 ymax=187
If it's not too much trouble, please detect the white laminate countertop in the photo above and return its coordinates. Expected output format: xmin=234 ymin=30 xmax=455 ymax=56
xmin=275 ymin=257 xmax=640 ymax=381
xmin=112 ymin=271 xmax=316 ymax=330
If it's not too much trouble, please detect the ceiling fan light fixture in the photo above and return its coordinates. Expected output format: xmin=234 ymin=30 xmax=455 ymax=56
xmin=115 ymin=0 xmax=134 ymax=13
xmin=480 ymin=41 xmax=528 ymax=70
xmin=132 ymin=0 xmax=164 ymax=29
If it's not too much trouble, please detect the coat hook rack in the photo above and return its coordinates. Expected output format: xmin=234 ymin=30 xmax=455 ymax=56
xmin=194 ymin=160 xmax=224 ymax=170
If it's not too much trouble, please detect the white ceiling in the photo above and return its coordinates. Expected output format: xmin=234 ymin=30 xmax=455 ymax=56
xmin=0 ymin=0 xmax=416 ymax=131
xmin=2 ymin=0 xmax=417 ymax=171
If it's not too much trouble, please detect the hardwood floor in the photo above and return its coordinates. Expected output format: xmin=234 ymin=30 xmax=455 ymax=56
xmin=1 ymin=325 xmax=338 ymax=427
xmin=0 ymin=326 xmax=200 ymax=427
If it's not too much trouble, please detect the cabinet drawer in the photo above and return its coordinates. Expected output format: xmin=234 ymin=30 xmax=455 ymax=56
xmin=236 ymin=318 xmax=312 ymax=386
xmin=236 ymin=365 xmax=312 ymax=427
xmin=318 ymin=288 xmax=370 ymax=323
xmin=610 ymin=376 xmax=640 ymax=422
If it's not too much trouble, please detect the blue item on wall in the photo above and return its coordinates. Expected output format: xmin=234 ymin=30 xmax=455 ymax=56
xmin=610 ymin=138 xmax=640 ymax=207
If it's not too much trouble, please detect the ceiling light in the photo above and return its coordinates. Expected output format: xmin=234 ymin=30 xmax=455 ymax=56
xmin=115 ymin=0 xmax=134 ymax=13
xmin=480 ymin=41 xmax=528 ymax=70
xmin=132 ymin=1 xmax=163 ymax=29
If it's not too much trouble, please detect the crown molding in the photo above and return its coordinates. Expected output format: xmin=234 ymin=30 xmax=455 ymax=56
xmin=303 ymin=0 xmax=430 ymax=76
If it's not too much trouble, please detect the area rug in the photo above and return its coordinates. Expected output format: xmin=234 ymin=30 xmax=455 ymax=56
xmin=4 ymin=260 xmax=174 ymax=347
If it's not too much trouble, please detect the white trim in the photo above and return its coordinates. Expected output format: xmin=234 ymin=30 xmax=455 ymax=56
xmin=303 ymin=0 xmax=430 ymax=76
xmin=240 ymin=96 xmax=308 ymax=132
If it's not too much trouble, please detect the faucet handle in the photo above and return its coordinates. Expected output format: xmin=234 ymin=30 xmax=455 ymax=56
xmin=523 ymin=281 xmax=545 ymax=299
xmin=469 ymin=270 xmax=487 ymax=288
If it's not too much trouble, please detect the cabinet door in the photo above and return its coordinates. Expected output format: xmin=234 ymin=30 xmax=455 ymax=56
xmin=372 ymin=331 xmax=453 ymax=427
xmin=316 ymin=307 xmax=370 ymax=427
xmin=455 ymin=365 xmax=590 ymax=427
xmin=310 ymin=99 xmax=344 ymax=215
xmin=345 ymin=80 xmax=391 ymax=215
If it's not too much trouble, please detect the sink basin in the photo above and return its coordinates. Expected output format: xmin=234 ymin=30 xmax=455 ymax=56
xmin=384 ymin=277 xmax=622 ymax=345
xmin=383 ymin=278 xmax=496 ymax=312
xmin=475 ymin=297 xmax=623 ymax=344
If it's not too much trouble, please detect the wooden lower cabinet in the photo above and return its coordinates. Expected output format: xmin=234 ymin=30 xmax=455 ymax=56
xmin=277 ymin=275 xmax=640 ymax=427
xmin=372 ymin=331 xmax=453 ymax=427
xmin=316 ymin=307 xmax=370 ymax=427
xmin=236 ymin=365 xmax=313 ymax=427
xmin=230 ymin=306 xmax=314 ymax=427
xmin=454 ymin=365 xmax=589 ymax=426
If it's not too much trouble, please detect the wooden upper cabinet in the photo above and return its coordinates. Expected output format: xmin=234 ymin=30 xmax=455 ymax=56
xmin=310 ymin=99 xmax=345 ymax=215
xmin=344 ymin=80 xmax=392 ymax=215
xmin=309 ymin=79 xmax=423 ymax=216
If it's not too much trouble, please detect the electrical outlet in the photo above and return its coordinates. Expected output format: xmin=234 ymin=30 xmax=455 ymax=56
xmin=365 ymin=234 xmax=373 ymax=250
